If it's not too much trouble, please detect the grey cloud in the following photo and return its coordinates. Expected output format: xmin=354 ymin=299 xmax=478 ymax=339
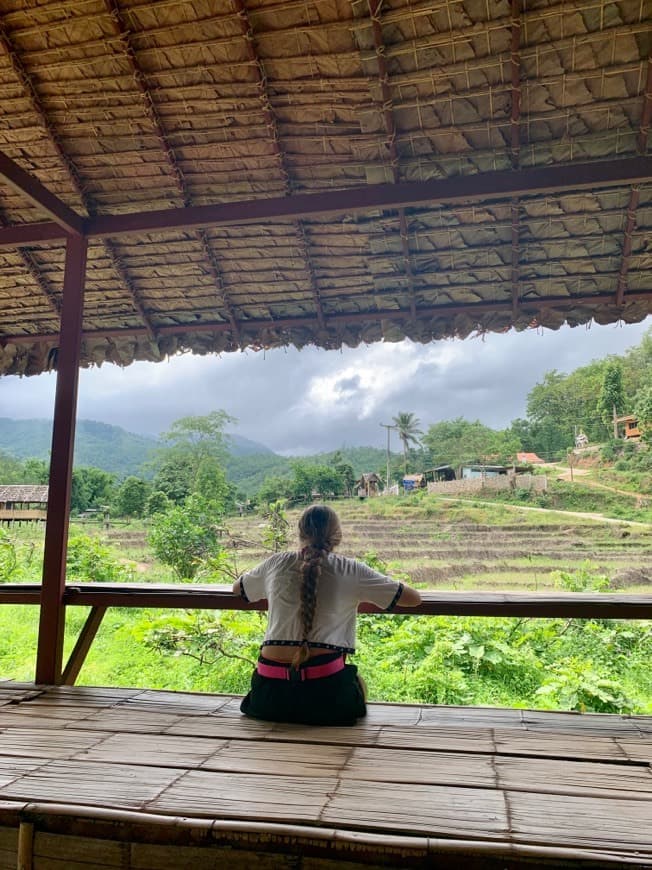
xmin=0 ymin=320 xmax=649 ymax=456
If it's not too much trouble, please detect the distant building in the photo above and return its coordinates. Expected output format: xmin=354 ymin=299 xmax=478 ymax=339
xmin=355 ymin=473 xmax=382 ymax=498
xmin=0 ymin=485 xmax=48 ymax=523
xmin=614 ymin=414 xmax=642 ymax=441
xmin=517 ymin=451 xmax=545 ymax=464
xmin=402 ymin=473 xmax=426 ymax=492
xmin=460 ymin=465 xmax=509 ymax=479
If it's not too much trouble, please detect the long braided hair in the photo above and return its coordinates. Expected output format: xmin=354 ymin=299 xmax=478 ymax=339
xmin=291 ymin=505 xmax=342 ymax=668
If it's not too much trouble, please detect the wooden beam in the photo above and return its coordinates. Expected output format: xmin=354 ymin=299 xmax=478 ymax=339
xmin=35 ymin=235 xmax=88 ymax=685
xmin=0 ymin=157 xmax=650 ymax=250
xmin=61 ymin=606 xmax=107 ymax=685
xmin=0 ymin=149 xmax=83 ymax=235
xmin=83 ymin=156 xmax=652 ymax=239
xmin=615 ymin=57 xmax=651 ymax=306
xmin=53 ymin=584 xmax=652 ymax=620
xmin=3 ymin=288 xmax=651 ymax=349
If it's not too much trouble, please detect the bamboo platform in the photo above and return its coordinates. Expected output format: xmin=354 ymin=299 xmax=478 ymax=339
xmin=0 ymin=683 xmax=650 ymax=869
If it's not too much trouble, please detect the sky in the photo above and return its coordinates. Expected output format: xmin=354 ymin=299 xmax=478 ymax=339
xmin=1 ymin=318 xmax=650 ymax=455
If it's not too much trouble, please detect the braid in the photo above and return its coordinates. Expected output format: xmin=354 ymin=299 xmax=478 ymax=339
xmin=292 ymin=505 xmax=342 ymax=668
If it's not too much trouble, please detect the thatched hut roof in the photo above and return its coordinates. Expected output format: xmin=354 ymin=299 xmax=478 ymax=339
xmin=0 ymin=485 xmax=48 ymax=504
xmin=0 ymin=0 xmax=650 ymax=375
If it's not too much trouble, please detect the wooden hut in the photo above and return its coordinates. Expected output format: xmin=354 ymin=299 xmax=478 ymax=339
xmin=0 ymin=484 xmax=48 ymax=523
xmin=355 ymin=472 xmax=383 ymax=498
xmin=0 ymin=0 xmax=650 ymax=865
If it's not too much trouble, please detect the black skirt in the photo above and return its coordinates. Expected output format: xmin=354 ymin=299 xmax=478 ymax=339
xmin=240 ymin=651 xmax=366 ymax=726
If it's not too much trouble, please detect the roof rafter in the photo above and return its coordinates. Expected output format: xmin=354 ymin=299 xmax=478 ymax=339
xmin=0 ymin=13 xmax=156 ymax=337
xmin=0 ymin=157 xmax=650 ymax=250
xmin=510 ymin=0 xmax=522 ymax=318
xmin=615 ymin=57 xmax=651 ymax=307
xmin=5 ymin=289 xmax=652 ymax=348
xmin=103 ymin=0 xmax=240 ymax=344
xmin=365 ymin=0 xmax=417 ymax=321
xmin=233 ymin=0 xmax=327 ymax=331
xmin=0 ymin=149 xmax=83 ymax=235
xmin=0 ymin=209 xmax=60 ymax=318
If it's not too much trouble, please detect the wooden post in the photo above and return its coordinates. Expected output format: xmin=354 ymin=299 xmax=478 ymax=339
xmin=35 ymin=235 xmax=88 ymax=684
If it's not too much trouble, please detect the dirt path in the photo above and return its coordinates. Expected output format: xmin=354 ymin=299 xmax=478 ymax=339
xmin=541 ymin=462 xmax=644 ymax=500
xmin=437 ymin=496 xmax=652 ymax=528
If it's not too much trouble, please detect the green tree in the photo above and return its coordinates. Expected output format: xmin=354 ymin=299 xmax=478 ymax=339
xmin=21 ymin=458 xmax=49 ymax=484
xmin=634 ymin=385 xmax=652 ymax=442
xmin=392 ymin=412 xmax=423 ymax=475
xmin=256 ymin=475 xmax=294 ymax=507
xmin=72 ymin=467 xmax=115 ymax=513
xmin=114 ymin=476 xmax=150 ymax=517
xmin=145 ymin=490 xmax=171 ymax=516
xmin=159 ymin=411 xmax=234 ymax=487
xmin=597 ymin=362 xmax=625 ymax=432
xmin=194 ymin=458 xmax=235 ymax=512
xmin=288 ymin=460 xmax=344 ymax=502
xmin=148 ymin=494 xmax=224 ymax=580
xmin=153 ymin=456 xmax=193 ymax=504
xmin=423 ymin=418 xmax=519 ymax=469
xmin=0 ymin=451 xmax=26 ymax=484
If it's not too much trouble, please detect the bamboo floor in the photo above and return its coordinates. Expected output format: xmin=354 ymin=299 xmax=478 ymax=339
xmin=0 ymin=682 xmax=650 ymax=869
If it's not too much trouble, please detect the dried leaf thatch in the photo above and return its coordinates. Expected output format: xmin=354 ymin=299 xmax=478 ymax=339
xmin=0 ymin=0 xmax=650 ymax=375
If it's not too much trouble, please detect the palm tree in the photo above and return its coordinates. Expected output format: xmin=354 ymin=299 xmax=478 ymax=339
xmin=392 ymin=412 xmax=423 ymax=475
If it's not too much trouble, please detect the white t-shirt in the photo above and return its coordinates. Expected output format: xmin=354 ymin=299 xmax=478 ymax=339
xmin=239 ymin=551 xmax=403 ymax=653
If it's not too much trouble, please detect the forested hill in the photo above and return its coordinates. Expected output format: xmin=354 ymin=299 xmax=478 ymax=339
xmin=226 ymin=445 xmax=390 ymax=496
xmin=0 ymin=418 xmax=160 ymax=477
xmin=0 ymin=418 xmax=275 ymax=479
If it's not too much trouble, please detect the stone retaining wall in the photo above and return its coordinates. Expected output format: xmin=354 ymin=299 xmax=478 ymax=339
xmin=427 ymin=474 xmax=547 ymax=495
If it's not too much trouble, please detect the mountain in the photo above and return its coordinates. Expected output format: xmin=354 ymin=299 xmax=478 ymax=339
xmin=0 ymin=418 xmax=385 ymax=493
xmin=0 ymin=417 xmax=275 ymax=480
xmin=0 ymin=417 xmax=160 ymax=478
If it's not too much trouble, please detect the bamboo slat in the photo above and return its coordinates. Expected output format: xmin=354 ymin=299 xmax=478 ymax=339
xmin=495 ymin=757 xmax=652 ymax=800
xmin=375 ymin=725 xmax=495 ymax=754
xmin=493 ymin=729 xmax=629 ymax=761
xmin=0 ymin=760 xmax=180 ymax=809
xmin=0 ymin=684 xmax=649 ymax=864
xmin=0 ymin=728 xmax=104 ymax=759
xmin=320 ymin=780 xmax=508 ymax=837
xmin=506 ymin=790 xmax=652 ymax=850
xmin=150 ymin=770 xmax=336 ymax=821
xmin=201 ymin=740 xmax=350 ymax=778
xmin=616 ymin=738 xmax=652 ymax=763
xmin=342 ymin=748 xmax=496 ymax=787
xmin=76 ymin=733 xmax=226 ymax=768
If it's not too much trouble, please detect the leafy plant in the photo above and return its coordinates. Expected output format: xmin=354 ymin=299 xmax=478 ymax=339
xmin=148 ymin=494 xmax=225 ymax=580
xmin=553 ymin=561 xmax=610 ymax=592
xmin=535 ymin=659 xmax=634 ymax=713
xmin=261 ymin=500 xmax=290 ymax=552
xmin=66 ymin=533 xmax=134 ymax=583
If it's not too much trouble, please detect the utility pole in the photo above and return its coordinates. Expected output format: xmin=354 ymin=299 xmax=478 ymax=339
xmin=380 ymin=423 xmax=396 ymax=491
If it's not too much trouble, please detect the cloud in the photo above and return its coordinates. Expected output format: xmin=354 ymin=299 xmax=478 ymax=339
xmin=0 ymin=319 xmax=649 ymax=455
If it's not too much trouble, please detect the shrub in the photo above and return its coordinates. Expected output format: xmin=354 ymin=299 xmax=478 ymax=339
xmin=148 ymin=494 xmax=224 ymax=580
xmin=66 ymin=533 xmax=133 ymax=583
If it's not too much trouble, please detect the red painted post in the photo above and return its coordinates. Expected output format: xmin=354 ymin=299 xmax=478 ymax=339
xmin=35 ymin=234 xmax=88 ymax=684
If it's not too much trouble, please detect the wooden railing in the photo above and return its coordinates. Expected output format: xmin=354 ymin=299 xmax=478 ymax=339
xmin=0 ymin=582 xmax=650 ymax=686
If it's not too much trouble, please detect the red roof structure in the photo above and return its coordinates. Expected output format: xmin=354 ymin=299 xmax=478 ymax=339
xmin=517 ymin=452 xmax=545 ymax=464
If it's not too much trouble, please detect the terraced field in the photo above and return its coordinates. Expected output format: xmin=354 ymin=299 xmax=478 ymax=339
xmin=222 ymin=499 xmax=652 ymax=593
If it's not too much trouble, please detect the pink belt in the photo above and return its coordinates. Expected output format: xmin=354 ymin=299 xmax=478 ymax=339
xmin=257 ymin=655 xmax=345 ymax=682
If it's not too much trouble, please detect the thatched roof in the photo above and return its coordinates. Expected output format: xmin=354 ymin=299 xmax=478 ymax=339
xmin=0 ymin=485 xmax=48 ymax=504
xmin=0 ymin=0 xmax=650 ymax=376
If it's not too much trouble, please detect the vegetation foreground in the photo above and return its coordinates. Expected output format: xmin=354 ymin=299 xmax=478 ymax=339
xmin=1 ymin=495 xmax=651 ymax=715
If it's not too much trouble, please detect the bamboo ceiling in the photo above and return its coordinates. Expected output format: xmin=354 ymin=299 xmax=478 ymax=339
xmin=0 ymin=0 xmax=650 ymax=375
